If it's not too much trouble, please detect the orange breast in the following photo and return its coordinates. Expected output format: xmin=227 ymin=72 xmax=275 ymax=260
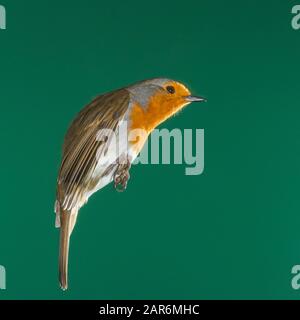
xmin=128 ymin=103 xmax=149 ymax=154
xmin=130 ymin=94 xmax=186 ymax=131
xmin=128 ymin=94 xmax=186 ymax=154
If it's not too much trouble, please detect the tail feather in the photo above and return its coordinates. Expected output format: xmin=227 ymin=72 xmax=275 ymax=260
xmin=59 ymin=209 xmax=71 ymax=290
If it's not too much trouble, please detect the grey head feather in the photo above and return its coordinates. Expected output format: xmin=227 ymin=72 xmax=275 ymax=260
xmin=126 ymin=78 xmax=172 ymax=108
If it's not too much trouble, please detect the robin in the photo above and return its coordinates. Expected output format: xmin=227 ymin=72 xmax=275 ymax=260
xmin=55 ymin=78 xmax=206 ymax=290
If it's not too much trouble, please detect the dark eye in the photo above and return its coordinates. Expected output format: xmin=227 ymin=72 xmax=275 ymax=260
xmin=166 ymin=85 xmax=175 ymax=94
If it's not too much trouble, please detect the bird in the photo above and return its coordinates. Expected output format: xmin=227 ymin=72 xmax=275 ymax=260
xmin=55 ymin=78 xmax=206 ymax=290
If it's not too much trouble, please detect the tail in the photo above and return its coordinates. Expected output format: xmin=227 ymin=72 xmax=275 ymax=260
xmin=58 ymin=207 xmax=79 ymax=290
xmin=59 ymin=210 xmax=71 ymax=290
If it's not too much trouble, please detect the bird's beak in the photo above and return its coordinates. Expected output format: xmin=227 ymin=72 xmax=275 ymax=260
xmin=185 ymin=95 xmax=207 ymax=103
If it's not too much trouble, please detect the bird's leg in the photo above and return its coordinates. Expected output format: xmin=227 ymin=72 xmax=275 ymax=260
xmin=114 ymin=157 xmax=131 ymax=192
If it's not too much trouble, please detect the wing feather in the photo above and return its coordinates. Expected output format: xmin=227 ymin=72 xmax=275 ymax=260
xmin=57 ymin=89 xmax=130 ymax=210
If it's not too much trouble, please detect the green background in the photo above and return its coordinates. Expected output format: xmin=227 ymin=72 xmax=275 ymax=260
xmin=0 ymin=0 xmax=300 ymax=299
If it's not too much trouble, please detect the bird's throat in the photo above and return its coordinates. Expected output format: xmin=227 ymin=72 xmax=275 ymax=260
xmin=130 ymin=96 xmax=187 ymax=133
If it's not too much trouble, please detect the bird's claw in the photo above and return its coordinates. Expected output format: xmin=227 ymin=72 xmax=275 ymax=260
xmin=114 ymin=171 xmax=130 ymax=192
xmin=114 ymin=160 xmax=131 ymax=192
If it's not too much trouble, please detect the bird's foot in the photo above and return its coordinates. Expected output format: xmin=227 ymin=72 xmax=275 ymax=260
xmin=114 ymin=160 xmax=131 ymax=192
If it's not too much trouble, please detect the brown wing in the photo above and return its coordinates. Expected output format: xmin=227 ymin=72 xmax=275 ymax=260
xmin=57 ymin=89 xmax=130 ymax=210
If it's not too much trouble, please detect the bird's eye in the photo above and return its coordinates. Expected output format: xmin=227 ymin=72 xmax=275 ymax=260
xmin=166 ymin=86 xmax=175 ymax=94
